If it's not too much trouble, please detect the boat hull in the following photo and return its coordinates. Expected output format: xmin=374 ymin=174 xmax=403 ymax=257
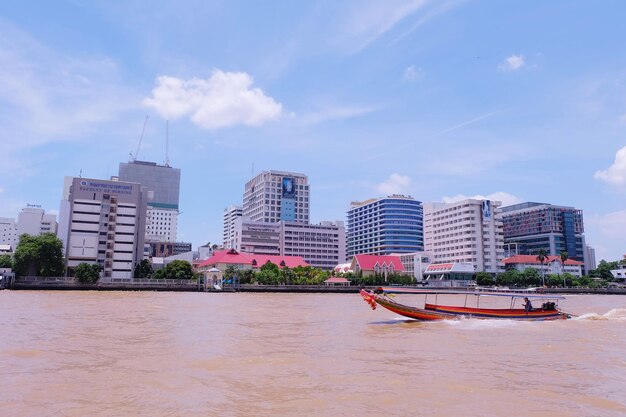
xmin=360 ymin=290 xmax=569 ymax=321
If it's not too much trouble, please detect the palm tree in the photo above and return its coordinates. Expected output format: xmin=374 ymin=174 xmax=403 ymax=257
xmin=560 ymin=251 xmax=569 ymax=287
xmin=536 ymin=248 xmax=548 ymax=287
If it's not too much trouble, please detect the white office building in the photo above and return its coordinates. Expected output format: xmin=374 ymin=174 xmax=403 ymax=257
xmin=281 ymin=221 xmax=346 ymax=270
xmin=233 ymin=219 xmax=281 ymax=255
xmin=0 ymin=217 xmax=18 ymax=249
xmin=223 ymin=205 xmax=243 ymax=248
xmin=17 ymin=206 xmax=57 ymax=237
xmin=424 ymin=199 xmax=505 ymax=274
xmin=118 ymin=161 xmax=181 ymax=243
xmin=243 ymin=170 xmax=309 ymax=224
xmin=60 ymin=177 xmax=147 ymax=280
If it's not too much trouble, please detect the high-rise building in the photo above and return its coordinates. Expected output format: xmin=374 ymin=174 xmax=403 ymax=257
xmin=500 ymin=202 xmax=588 ymax=268
xmin=346 ymin=195 xmax=423 ymax=259
xmin=61 ymin=177 xmax=147 ymax=280
xmin=223 ymin=205 xmax=242 ymax=248
xmin=118 ymin=160 xmax=181 ymax=243
xmin=17 ymin=206 xmax=58 ymax=237
xmin=423 ymin=199 xmax=504 ymax=274
xmin=242 ymin=170 xmax=309 ymax=223
xmin=585 ymin=245 xmax=596 ymax=271
xmin=0 ymin=217 xmax=18 ymax=249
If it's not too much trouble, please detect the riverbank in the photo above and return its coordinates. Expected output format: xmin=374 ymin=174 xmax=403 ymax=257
xmin=4 ymin=279 xmax=626 ymax=295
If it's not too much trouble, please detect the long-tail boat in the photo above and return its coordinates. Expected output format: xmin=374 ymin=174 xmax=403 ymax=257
xmin=360 ymin=287 xmax=570 ymax=321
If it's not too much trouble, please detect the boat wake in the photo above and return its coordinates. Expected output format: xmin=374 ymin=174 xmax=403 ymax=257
xmin=574 ymin=308 xmax=626 ymax=321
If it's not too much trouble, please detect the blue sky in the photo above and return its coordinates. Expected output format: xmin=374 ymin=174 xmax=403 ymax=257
xmin=1 ymin=0 xmax=625 ymax=261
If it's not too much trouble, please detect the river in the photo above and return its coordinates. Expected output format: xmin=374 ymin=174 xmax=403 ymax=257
xmin=0 ymin=291 xmax=625 ymax=417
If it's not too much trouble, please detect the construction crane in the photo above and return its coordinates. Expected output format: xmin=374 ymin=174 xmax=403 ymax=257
xmin=130 ymin=116 xmax=149 ymax=161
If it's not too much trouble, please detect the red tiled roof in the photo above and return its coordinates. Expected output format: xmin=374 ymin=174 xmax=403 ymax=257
xmin=197 ymin=249 xmax=308 ymax=269
xmin=324 ymin=277 xmax=350 ymax=283
xmin=353 ymin=254 xmax=405 ymax=271
xmin=503 ymin=255 xmax=583 ymax=266
xmin=425 ymin=263 xmax=454 ymax=272
xmin=250 ymin=255 xmax=309 ymax=269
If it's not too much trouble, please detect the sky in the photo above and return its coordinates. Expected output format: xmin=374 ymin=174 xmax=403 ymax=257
xmin=0 ymin=0 xmax=625 ymax=262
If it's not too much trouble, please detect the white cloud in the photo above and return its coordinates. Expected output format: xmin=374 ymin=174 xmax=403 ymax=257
xmin=586 ymin=210 xmax=626 ymax=261
xmin=376 ymin=173 xmax=412 ymax=195
xmin=143 ymin=71 xmax=284 ymax=129
xmin=594 ymin=146 xmax=626 ymax=189
xmin=298 ymin=105 xmax=378 ymax=125
xmin=619 ymin=113 xmax=626 ymax=124
xmin=0 ymin=21 xmax=138 ymax=150
xmin=442 ymin=192 xmax=522 ymax=207
xmin=498 ymin=54 xmax=525 ymax=72
xmin=403 ymin=65 xmax=424 ymax=82
xmin=336 ymin=0 xmax=430 ymax=52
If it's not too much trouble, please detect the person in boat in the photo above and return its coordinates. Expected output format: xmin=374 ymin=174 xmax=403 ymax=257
xmin=523 ymin=297 xmax=533 ymax=313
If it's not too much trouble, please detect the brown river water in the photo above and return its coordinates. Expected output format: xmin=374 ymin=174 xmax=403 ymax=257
xmin=0 ymin=291 xmax=625 ymax=417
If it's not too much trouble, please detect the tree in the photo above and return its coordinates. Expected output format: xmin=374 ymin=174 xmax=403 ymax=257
xmin=590 ymin=260 xmax=619 ymax=280
xmin=559 ymin=251 xmax=569 ymax=287
xmin=165 ymin=260 xmax=193 ymax=279
xmin=75 ymin=262 xmax=101 ymax=283
xmin=475 ymin=272 xmax=494 ymax=286
xmin=536 ymin=249 xmax=548 ymax=286
xmin=0 ymin=254 xmax=12 ymax=269
xmin=133 ymin=259 xmax=153 ymax=278
xmin=13 ymin=233 xmax=65 ymax=277
xmin=257 ymin=261 xmax=282 ymax=285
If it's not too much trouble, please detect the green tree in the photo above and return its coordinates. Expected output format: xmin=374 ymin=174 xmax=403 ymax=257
xmin=13 ymin=233 xmax=65 ymax=277
xmin=257 ymin=261 xmax=281 ymax=285
xmin=475 ymin=272 xmax=494 ymax=286
xmin=224 ymin=265 xmax=239 ymax=281
xmin=165 ymin=260 xmax=193 ymax=279
xmin=74 ymin=262 xmax=101 ymax=283
xmin=521 ymin=268 xmax=541 ymax=287
xmin=536 ymin=249 xmax=548 ymax=286
xmin=133 ymin=259 xmax=153 ymax=278
xmin=0 ymin=254 xmax=12 ymax=269
xmin=559 ymin=251 xmax=569 ymax=287
xmin=590 ymin=260 xmax=619 ymax=280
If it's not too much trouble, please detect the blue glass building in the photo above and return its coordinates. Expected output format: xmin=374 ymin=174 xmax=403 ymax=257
xmin=501 ymin=202 xmax=586 ymax=262
xmin=346 ymin=195 xmax=424 ymax=259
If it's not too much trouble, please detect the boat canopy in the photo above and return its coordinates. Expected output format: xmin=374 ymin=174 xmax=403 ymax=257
xmin=375 ymin=287 xmax=565 ymax=300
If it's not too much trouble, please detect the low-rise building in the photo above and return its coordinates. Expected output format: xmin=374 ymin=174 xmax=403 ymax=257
xmin=503 ymin=255 xmax=584 ymax=277
xmin=349 ymin=254 xmax=405 ymax=277
xmin=423 ymin=262 xmax=476 ymax=287
xmin=196 ymin=249 xmax=309 ymax=274
xmin=393 ymin=251 xmax=432 ymax=281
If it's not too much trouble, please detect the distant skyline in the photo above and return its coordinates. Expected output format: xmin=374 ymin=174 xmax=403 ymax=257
xmin=0 ymin=1 xmax=625 ymax=261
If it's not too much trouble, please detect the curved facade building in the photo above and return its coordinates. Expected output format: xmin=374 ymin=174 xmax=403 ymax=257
xmin=346 ymin=195 xmax=424 ymax=259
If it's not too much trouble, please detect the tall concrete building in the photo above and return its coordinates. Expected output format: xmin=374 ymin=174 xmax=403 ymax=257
xmin=118 ymin=160 xmax=181 ymax=242
xmin=346 ymin=195 xmax=424 ymax=259
xmin=223 ymin=205 xmax=242 ymax=248
xmin=0 ymin=217 xmax=18 ymax=249
xmin=17 ymin=206 xmax=57 ymax=238
xmin=60 ymin=177 xmax=147 ymax=279
xmin=424 ymin=199 xmax=504 ymax=274
xmin=501 ymin=202 xmax=590 ymax=272
xmin=242 ymin=171 xmax=309 ymax=224
xmin=233 ymin=219 xmax=281 ymax=255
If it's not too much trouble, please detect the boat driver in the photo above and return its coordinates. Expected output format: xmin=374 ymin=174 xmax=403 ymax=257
xmin=523 ymin=297 xmax=533 ymax=313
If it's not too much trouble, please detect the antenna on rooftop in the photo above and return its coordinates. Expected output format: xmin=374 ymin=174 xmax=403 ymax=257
xmin=165 ymin=120 xmax=170 ymax=167
xmin=131 ymin=115 xmax=149 ymax=161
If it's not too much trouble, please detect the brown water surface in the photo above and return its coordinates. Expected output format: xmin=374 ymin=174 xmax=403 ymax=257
xmin=0 ymin=291 xmax=625 ymax=417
